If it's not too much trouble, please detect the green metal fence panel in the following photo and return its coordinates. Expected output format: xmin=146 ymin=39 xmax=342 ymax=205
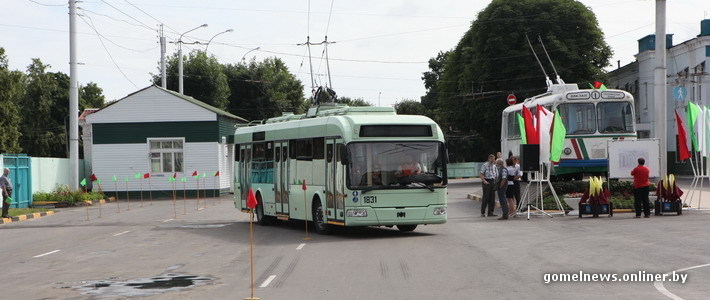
xmin=1 ymin=154 xmax=33 ymax=208
xmin=447 ymin=162 xmax=481 ymax=178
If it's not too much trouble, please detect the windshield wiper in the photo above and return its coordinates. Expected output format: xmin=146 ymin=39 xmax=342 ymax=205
xmin=410 ymin=180 xmax=435 ymax=192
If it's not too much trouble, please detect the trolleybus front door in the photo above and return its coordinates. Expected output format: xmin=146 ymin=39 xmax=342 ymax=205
xmin=239 ymin=144 xmax=252 ymax=210
xmin=326 ymin=139 xmax=345 ymax=224
xmin=274 ymin=141 xmax=289 ymax=217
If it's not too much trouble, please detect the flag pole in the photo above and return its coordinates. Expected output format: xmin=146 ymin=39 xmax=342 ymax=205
xmin=203 ymin=174 xmax=208 ymax=209
xmin=172 ymin=179 xmax=177 ymax=219
xmin=213 ymin=174 xmax=217 ymax=206
xmin=140 ymin=174 xmax=144 ymax=208
xmin=114 ymin=177 xmax=121 ymax=213
xmin=245 ymin=188 xmax=260 ymax=300
xmin=149 ymin=175 xmax=153 ymax=206
xmin=196 ymin=174 xmax=200 ymax=211
xmin=183 ymin=177 xmax=187 ymax=215
xmin=83 ymin=180 xmax=89 ymax=221
xmin=97 ymin=181 xmax=102 ymax=218
xmin=125 ymin=177 xmax=131 ymax=211
xmin=302 ymin=180 xmax=311 ymax=240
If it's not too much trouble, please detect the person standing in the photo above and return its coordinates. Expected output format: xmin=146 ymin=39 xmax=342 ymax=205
xmin=495 ymin=159 xmax=509 ymax=220
xmin=479 ymin=154 xmax=498 ymax=217
xmin=630 ymin=158 xmax=650 ymax=218
xmin=511 ymin=156 xmax=522 ymax=210
xmin=1 ymin=168 xmax=12 ymax=218
xmin=505 ymin=158 xmax=518 ymax=216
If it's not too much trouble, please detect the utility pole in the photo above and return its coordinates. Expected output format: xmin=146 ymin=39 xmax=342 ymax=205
xmin=69 ymin=0 xmax=79 ymax=190
xmin=160 ymin=24 xmax=166 ymax=88
xmin=654 ymin=0 xmax=668 ymax=175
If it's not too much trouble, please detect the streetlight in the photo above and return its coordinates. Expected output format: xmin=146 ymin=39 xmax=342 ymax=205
xmin=205 ymin=29 xmax=234 ymax=53
xmin=178 ymin=23 xmax=208 ymax=95
xmin=241 ymin=47 xmax=261 ymax=62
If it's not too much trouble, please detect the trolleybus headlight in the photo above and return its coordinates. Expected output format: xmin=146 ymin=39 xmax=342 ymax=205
xmin=433 ymin=207 xmax=447 ymax=215
xmin=346 ymin=209 xmax=368 ymax=217
xmin=563 ymin=147 xmax=572 ymax=155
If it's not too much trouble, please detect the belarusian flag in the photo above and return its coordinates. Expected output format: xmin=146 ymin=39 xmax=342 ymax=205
xmin=676 ymin=110 xmax=691 ymax=161
xmin=247 ymin=188 xmax=258 ymax=209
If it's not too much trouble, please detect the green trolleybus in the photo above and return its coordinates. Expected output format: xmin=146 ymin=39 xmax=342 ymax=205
xmin=233 ymin=105 xmax=448 ymax=233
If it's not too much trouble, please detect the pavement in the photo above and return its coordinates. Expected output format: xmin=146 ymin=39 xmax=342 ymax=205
xmin=0 ymin=199 xmax=107 ymax=225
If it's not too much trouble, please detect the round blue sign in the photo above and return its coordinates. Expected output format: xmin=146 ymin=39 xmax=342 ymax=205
xmin=674 ymin=86 xmax=688 ymax=101
xmin=352 ymin=197 xmax=359 ymax=203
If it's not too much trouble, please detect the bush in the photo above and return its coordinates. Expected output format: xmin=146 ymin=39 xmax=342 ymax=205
xmin=31 ymin=184 xmax=105 ymax=206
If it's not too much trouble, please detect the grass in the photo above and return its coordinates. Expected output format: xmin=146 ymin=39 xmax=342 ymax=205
xmin=7 ymin=207 xmax=50 ymax=217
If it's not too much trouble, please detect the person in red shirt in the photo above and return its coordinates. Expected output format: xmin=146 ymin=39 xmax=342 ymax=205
xmin=630 ymin=157 xmax=651 ymax=218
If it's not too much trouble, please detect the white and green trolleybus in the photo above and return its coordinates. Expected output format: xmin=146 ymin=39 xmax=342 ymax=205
xmin=233 ymin=104 xmax=448 ymax=233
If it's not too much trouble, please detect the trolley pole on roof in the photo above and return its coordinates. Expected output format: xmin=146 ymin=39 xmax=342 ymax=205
xmin=654 ymin=0 xmax=668 ymax=175
xmin=69 ymin=0 xmax=79 ymax=189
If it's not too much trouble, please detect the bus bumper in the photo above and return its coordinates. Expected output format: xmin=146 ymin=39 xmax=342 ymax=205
xmin=344 ymin=205 xmax=447 ymax=226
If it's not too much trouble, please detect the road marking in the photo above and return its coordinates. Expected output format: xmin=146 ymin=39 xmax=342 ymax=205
xmin=654 ymin=262 xmax=710 ymax=300
xmin=113 ymin=230 xmax=131 ymax=236
xmin=34 ymin=250 xmax=61 ymax=258
xmin=296 ymin=243 xmax=306 ymax=250
xmin=259 ymin=275 xmax=277 ymax=288
xmin=162 ymin=219 xmax=174 ymax=223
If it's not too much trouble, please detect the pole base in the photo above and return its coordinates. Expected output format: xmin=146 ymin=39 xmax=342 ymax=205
xmin=244 ymin=297 xmax=261 ymax=300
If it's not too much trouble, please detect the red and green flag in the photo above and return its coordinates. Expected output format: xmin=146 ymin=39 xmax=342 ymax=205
xmin=80 ymin=178 xmax=87 ymax=186
xmin=589 ymin=81 xmax=607 ymax=91
xmin=192 ymin=171 xmax=198 ymax=177
xmin=90 ymin=174 xmax=98 ymax=181
xmin=676 ymin=110 xmax=691 ymax=161
xmin=522 ymin=106 xmax=538 ymax=144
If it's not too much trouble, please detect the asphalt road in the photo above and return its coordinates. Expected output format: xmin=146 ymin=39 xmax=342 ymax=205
xmin=1 ymin=181 xmax=709 ymax=299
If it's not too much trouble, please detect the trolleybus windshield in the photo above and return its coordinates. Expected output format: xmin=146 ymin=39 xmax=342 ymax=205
xmin=347 ymin=142 xmax=446 ymax=190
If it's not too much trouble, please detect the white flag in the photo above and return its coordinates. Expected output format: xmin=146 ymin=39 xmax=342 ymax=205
xmin=537 ymin=105 xmax=554 ymax=163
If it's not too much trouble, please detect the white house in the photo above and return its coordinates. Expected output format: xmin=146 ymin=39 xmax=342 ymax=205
xmin=84 ymin=86 xmax=247 ymax=198
xmin=609 ymin=19 xmax=710 ymax=174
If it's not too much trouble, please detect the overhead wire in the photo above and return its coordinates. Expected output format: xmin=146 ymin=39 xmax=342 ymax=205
xmin=78 ymin=9 xmax=158 ymax=53
xmin=27 ymin=0 xmax=64 ymax=7
xmin=98 ymin=0 xmax=154 ymax=32
xmin=79 ymin=13 xmax=139 ymax=89
xmin=123 ymin=0 xmax=181 ymax=36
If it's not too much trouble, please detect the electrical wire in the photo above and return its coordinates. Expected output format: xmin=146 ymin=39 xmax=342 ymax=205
xmin=79 ymin=7 xmax=156 ymax=32
xmin=78 ymin=10 xmax=158 ymax=53
xmin=123 ymin=0 xmax=181 ymax=36
xmin=27 ymin=0 xmax=64 ymax=7
xmin=99 ymin=0 xmax=154 ymax=31
xmin=79 ymin=14 xmax=139 ymax=89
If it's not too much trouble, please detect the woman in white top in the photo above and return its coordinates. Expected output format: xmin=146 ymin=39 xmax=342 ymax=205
xmin=505 ymin=158 xmax=517 ymax=216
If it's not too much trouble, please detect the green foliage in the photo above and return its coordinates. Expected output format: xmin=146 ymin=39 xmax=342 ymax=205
xmin=0 ymin=47 xmax=24 ymax=153
xmin=32 ymin=184 xmax=105 ymax=206
xmin=338 ymin=97 xmax=372 ymax=107
xmin=223 ymin=57 xmax=306 ymax=121
xmin=550 ymin=179 xmax=657 ymax=210
xmin=80 ymin=82 xmax=106 ymax=109
xmin=21 ymin=59 xmax=70 ymax=157
xmin=157 ymin=50 xmax=230 ymax=111
xmin=394 ymin=99 xmax=429 ymax=116
xmin=433 ymin=0 xmax=612 ymax=158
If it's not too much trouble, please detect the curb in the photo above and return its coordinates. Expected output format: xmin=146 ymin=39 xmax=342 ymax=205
xmin=0 ymin=210 xmax=55 ymax=224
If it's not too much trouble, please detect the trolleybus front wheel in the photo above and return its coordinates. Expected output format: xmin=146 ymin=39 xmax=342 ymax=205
xmin=396 ymin=225 xmax=417 ymax=232
xmin=312 ymin=199 xmax=331 ymax=235
xmin=255 ymin=194 xmax=275 ymax=225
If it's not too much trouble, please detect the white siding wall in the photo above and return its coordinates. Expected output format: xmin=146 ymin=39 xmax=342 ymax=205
xmin=93 ymin=142 xmax=223 ymax=192
xmin=86 ymin=87 xmax=215 ymax=124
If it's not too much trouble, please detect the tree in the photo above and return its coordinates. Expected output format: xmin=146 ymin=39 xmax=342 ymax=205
xmin=154 ymin=50 xmax=230 ymax=110
xmin=21 ymin=59 xmax=70 ymax=157
xmin=421 ymin=50 xmax=449 ymax=111
xmin=0 ymin=47 xmax=24 ymax=153
xmin=394 ymin=99 xmax=428 ymax=115
xmin=338 ymin=97 xmax=371 ymax=107
xmin=223 ymin=58 xmax=305 ymax=121
xmin=80 ymin=82 xmax=106 ymax=109
xmin=435 ymin=0 xmax=611 ymax=160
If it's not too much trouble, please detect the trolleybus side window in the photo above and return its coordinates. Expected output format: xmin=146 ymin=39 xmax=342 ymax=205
xmin=297 ymin=139 xmax=313 ymax=160
xmin=507 ymin=112 xmax=520 ymax=139
xmin=313 ymin=138 xmax=325 ymax=159
xmin=289 ymin=140 xmax=297 ymax=159
xmin=597 ymin=102 xmax=634 ymax=133
xmin=557 ymin=103 xmax=596 ymax=134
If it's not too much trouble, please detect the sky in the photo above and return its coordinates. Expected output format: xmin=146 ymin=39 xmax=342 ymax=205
xmin=1 ymin=0 xmax=709 ymax=109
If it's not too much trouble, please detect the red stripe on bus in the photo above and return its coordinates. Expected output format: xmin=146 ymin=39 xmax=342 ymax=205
xmin=570 ymin=139 xmax=582 ymax=159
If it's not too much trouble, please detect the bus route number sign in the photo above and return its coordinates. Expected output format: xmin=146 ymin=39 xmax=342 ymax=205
xmin=364 ymin=195 xmax=377 ymax=204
